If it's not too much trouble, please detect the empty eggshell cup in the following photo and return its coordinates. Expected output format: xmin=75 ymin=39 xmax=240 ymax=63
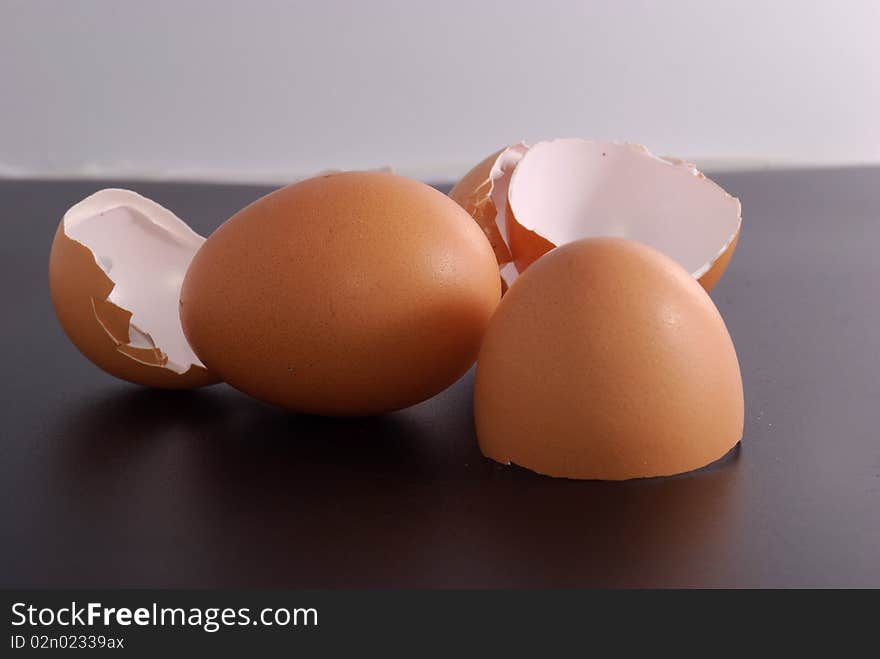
xmin=49 ymin=189 xmax=218 ymax=388
xmin=449 ymin=138 xmax=742 ymax=291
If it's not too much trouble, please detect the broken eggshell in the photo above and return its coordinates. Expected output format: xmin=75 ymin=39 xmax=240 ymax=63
xmin=49 ymin=189 xmax=218 ymax=388
xmin=450 ymin=139 xmax=742 ymax=291
xmin=448 ymin=143 xmax=530 ymax=292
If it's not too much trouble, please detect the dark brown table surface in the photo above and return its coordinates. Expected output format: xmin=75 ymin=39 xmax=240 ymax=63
xmin=2 ymin=169 xmax=878 ymax=588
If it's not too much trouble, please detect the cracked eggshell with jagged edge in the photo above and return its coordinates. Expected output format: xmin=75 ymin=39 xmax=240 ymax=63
xmin=48 ymin=189 xmax=219 ymax=388
xmin=449 ymin=138 xmax=742 ymax=292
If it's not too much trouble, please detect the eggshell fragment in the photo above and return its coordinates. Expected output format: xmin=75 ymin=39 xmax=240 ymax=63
xmin=474 ymin=237 xmax=744 ymax=480
xmin=448 ymin=144 xmax=528 ymax=289
xmin=180 ymin=171 xmax=501 ymax=416
xmin=450 ymin=139 xmax=742 ymax=291
xmin=48 ymin=189 xmax=217 ymax=388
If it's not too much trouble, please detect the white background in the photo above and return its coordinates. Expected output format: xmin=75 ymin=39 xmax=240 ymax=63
xmin=1 ymin=0 xmax=878 ymax=182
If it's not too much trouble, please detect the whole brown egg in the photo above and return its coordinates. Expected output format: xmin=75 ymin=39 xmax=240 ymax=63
xmin=474 ymin=237 xmax=744 ymax=479
xmin=180 ymin=171 xmax=501 ymax=415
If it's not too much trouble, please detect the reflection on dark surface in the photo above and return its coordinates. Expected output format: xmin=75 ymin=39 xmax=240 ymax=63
xmin=17 ymin=380 xmax=743 ymax=588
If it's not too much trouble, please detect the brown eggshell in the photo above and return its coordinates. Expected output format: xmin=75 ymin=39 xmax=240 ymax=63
xmin=450 ymin=139 xmax=742 ymax=292
xmin=505 ymin=200 xmax=556 ymax=274
xmin=49 ymin=222 xmax=217 ymax=389
xmin=474 ymin=237 xmax=744 ymax=480
xmin=447 ymin=148 xmax=513 ymax=264
xmin=180 ymin=171 xmax=501 ymax=415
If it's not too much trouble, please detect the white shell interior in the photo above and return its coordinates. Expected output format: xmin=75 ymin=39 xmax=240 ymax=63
xmin=503 ymin=139 xmax=742 ymax=279
xmin=488 ymin=143 xmax=528 ymax=285
xmin=63 ymin=189 xmax=206 ymax=374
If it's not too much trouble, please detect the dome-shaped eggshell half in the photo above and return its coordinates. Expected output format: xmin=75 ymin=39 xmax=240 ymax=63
xmin=474 ymin=237 xmax=744 ymax=480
